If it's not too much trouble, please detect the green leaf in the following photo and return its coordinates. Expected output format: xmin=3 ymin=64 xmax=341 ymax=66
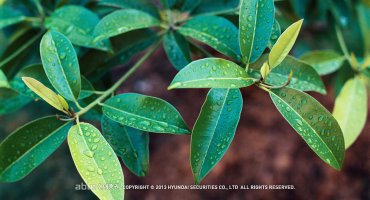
xmin=68 ymin=123 xmax=124 ymax=200
xmin=239 ymin=0 xmax=275 ymax=64
xmin=169 ymin=58 xmax=254 ymax=89
xmin=191 ymin=89 xmax=242 ymax=184
xmin=40 ymin=30 xmax=81 ymax=101
xmin=0 ymin=30 xmax=42 ymax=78
xmin=265 ymin=56 xmax=326 ymax=94
xmin=101 ymin=116 xmax=149 ymax=177
xmin=269 ymin=19 xmax=304 ymax=68
xmin=12 ymin=64 xmax=93 ymax=101
xmin=98 ymin=0 xmax=159 ymax=17
xmin=102 ymin=93 xmax=190 ymax=134
xmin=357 ymin=4 xmax=370 ymax=56
xmin=268 ymin=20 xmax=281 ymax=49
xmin=163 ymin=31 xmax=191 ymax=71
xmin=333 ymin=77 xmax=367 ymax=149
xmin=0 ymin=69 xmax=9 ymax=87
xmin=0 ymin=6 xmax=25 ymax=29
xmin=181 ymin=0 xmax=201 ymax=12
xmin=0 ymin=116 xmax=72 ymax=182
xmin=178 ymin=16 xmax=241 ymax=61
xmin=191 ymin=0 xmax=239 ymax=16
xmin=94 ymin=9 xmax=160 ymax=42
xmin=300 ymin=50 xmax=345 ymax=75
xmin=269 ymin=87 xmax=345 ymax=170
xmin=0 ymin=88 xmax=31 ymax=115
xmin=45 ymin=5 xmax=111 ymax=51
xmin=22 ymin=77 xmax=69 ymax=113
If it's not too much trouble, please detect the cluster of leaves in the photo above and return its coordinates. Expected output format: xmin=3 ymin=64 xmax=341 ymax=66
xmin=285 ymin=0 xmax=370 ymax=149
xmin=0 ymin=0 xmax=367 ymax=199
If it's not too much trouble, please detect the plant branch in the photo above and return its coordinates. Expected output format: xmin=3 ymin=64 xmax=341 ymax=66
xmin=75 ymin=41 xmax=161 ymax=117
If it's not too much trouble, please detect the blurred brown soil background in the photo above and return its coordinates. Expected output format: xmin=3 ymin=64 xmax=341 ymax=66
xmin=0 ymin=48 xmax=370 ymax=200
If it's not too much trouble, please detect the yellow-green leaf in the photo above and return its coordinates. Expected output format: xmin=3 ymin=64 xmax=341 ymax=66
xmin=68 ymin=123 xmax=124 ymax=200
xmin=22 ymin=77 xmax=68 ymax=113
xmin=269 ymin=19 xmax=303 ymax=68
xmin=333 ymin=77 xmax=368 ymax=149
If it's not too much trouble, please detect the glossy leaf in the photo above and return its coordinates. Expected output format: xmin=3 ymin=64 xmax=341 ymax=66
xmin=268 ymin=20 xmax=281 ymax=49
xmin=0 ymin=116 xmax=72 ymax=182
xmin=0 ymin=69 xmax=9 ymax=87
xmin=40 ymin=30 xmax=81 ymax=101
xmin=191 ymin=89 xmax=242 ymax=184
xmin=0 ymin=6 xmax=25 ymax=29
xmin=94 ymin=9 xmax=160 ymax=42
xmin=270 ymin=87 xmax=345 ymax=170
xmin=101 ymin=116 xmax=149 ymax=177
xmin=163 ymin=31 xmax=191 ymax=71
xmin=178 ymin=15 xmax=241 ymax=61
xmin=45 ymin=5 xmax=111 ymax=51
xmin=169 ymin=58 xmax=254 ymax=89
xmin=102 ymin=94 xmax=190 ymax=134
xmin=22 ymin=77 xmax=69 ymax=113
xmin=269 ymin=19 xmax=303 ymax=68
xmin=333 ymin=77 xmax=367 ymax=149
xmin=68 ymin=123 xmax=124 ymax=200
xmin=239 ymin=0 xmax=274 ymax=64
xmin=266 ymin=56 xmax=326 ymax=94
xmin=12 ymin=65 xmax=93 ymax=100
xmin=300 ymin=50 xmax=345 ymax=75
xmin=0 ymin=88 xmax=31 ymax=115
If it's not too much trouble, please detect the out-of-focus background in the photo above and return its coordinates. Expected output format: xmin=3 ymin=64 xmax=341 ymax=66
xmin=1 ymin=0 xmax=370 ymax=199
xmin=0 ymin=48 xmax=369 ymax=199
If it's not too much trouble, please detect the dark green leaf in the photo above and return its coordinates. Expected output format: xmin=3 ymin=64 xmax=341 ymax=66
xmin=163 ymin=31 xmax=191 ymax=71
xmin=178 ymin=16 xmax=241 ymax=61
xmin=45 ymin=5 xmax=111 ymax=51
xmin=191 ymin=89 xmax=242 ymax=184
xmin=101 ymin=116 xmax=149 ymax=177
xmin=0 ymin=116 xmax=72 ymax=182
xmin=270 ymin=87 xmax=345 ymax=170
xmin=169 ymin=58 xmax=255 ymax=89
xmin=98 ymin=0 xmax=159 ymax=17
xmin=94 ymin=9 xmax=160 ymax=42
xmin=0 ymin=88 xmax=31 ymax=115
xmin=191 ymin=0 xmax=239 ymax=16
xmin=268 ymin=20 xmax=281 ymax=49
xmin=239 ymin=0 xmax=274 ymax=64
xmin=300 ymin=50 xmax=345 ymax=75
xmin=102 ymin=93 xmax=190 ymax=134
xmin=68 ymin=122 xmax=124 ymax=200
xmin=333 ymin=77 xmax=367 ymax=149
xmin=40 ymin=30 xmax=81 ymax=101
xmin=0 ymin=6 xmax=25 ymax=29
xmin=266 ymin=56 xmax=326 ymax=94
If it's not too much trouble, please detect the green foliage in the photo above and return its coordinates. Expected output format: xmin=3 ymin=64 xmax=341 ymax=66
xmin=0 ymin=116 xmax=72 ymax=182
xmin=102 ymin=93 xmax=190 ymax=134
xmin=0 ymin=0 xmax=368 ymax=198
xmin=270 ymin=87 xmax=345 ymax=170
xmin=68 ymin=122 xmax=124 ymax=200
xmin=40 ymin=30 xmax=81 ymax=101
xmin=333 ymin=77 xmax=367 ymax=149
xmin=239 ymin=0 xmax=274 ymax=64
xmin=191 ymin=88 xmax=242 ymax=184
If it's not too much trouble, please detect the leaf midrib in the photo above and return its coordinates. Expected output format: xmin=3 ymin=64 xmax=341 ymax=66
xmin=102 ymin=103 xmax=189 ymax=133
xmin=0 ymin=120 xmax=70 ymax=178
xmin=75 ymin=123 xmax=115 ymax=200
xmin=196 ymin=89 xmax=229 ymax=180
xmin=270 ymin=91 xmax=340 ymax=168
